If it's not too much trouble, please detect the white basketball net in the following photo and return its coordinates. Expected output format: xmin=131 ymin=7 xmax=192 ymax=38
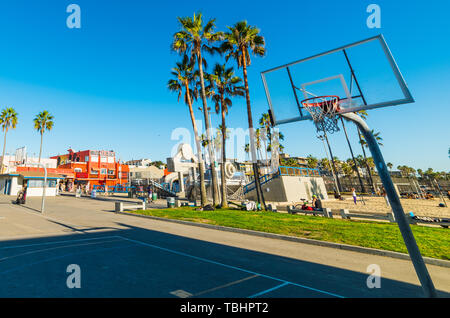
xmin=301 ymin=96 xmax=340 ymax=134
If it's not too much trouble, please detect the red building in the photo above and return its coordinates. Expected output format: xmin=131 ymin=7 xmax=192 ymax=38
xmin=51 ymin=149 xmax=129 ymax=190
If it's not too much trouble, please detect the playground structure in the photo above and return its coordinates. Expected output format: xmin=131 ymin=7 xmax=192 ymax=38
xmin=164 ymin=143 xmax=248 ymax=202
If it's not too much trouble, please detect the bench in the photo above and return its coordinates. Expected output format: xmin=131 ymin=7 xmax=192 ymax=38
xmin=287 ymin=206 xmax=333 ymax=218
xmin=339 ymin=209 xmax=395 ymax=222
xmin=115 ymin=201 xmax=146 ymax=213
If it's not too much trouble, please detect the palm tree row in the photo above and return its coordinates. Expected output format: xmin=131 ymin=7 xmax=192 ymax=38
xmin=0 ymin=108 xmax=53 ymax=172
xmin=169 ymin=13 xmax=265 ymax=208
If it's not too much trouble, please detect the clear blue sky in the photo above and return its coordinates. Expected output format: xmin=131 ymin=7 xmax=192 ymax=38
xmin=0 ymin=0 xmax=448 ymax=171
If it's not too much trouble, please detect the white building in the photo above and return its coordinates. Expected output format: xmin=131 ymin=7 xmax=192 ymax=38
xmin=125 ymin=159 xmax=152 ymax=168
xmin=0 ymin=155 xmax=57 ymax=173
xmin=0 ymin=171 xmax=60 ymax=197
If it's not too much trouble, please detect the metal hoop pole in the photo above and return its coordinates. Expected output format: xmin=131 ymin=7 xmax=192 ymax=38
xmin=342 ymin=112 xmax=437 ymax=298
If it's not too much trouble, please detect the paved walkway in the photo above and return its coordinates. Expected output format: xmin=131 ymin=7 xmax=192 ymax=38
xmin=0 ymin=194 xmax=448 ymax=297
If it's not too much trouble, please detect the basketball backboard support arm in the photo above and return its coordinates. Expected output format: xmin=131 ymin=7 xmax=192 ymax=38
xmin=342 ymin=112 xmax=437 ymax=298
xmin=261 ymin=34 xmax=415 ymax=126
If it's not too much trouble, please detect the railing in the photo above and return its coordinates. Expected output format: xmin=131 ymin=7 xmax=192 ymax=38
xmin=93 ymin=185 xmax=132 ymax=193
xmin=243 ymin=173 xmax=279 ymax=194
xmin=243 ymin=166 xmax=321 ymax=195
xmin=278 ymin=166 xmax=321 ymax=177
xmin=149 ymin=180 xmax=178 ymax=197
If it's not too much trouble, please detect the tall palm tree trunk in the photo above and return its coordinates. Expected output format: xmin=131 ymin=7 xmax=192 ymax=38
xmin=1 ymin=129 xmax=8 ymax=172
xmin=241 ymin=53 xmax=265 ymax=210
xmin=340 ymin=117 xmax=366 ymax=193
xmin=185 ymin=82 xmax=207 ymax=206
xmin=220 ymin=96 xmax=228 ymax=208
xmin=197 ymin=51 xmax=220 ymax=206
xmin=38 ymin=132 xmax=43 ymax=163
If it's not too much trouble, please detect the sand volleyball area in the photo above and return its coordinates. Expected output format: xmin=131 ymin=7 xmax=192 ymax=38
xmin=320 ymin=195 xmax=450 ymax=218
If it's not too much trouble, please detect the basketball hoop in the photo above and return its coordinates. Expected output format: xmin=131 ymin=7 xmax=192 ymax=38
xmin=301 ymin=95 xmax=340 ymax=134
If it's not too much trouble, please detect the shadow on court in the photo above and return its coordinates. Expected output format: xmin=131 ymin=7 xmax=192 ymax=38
xmin=0 ymin=223 xmax=448 ymax=298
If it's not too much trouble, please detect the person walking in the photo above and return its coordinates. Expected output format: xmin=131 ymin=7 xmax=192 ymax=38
xmin=381 ymin=187 xmax=390 ymax=207
xmin=147 ymin=185 xmax=152 ymax=202
xmin=352 ymin=188 xmax=357 ymax=205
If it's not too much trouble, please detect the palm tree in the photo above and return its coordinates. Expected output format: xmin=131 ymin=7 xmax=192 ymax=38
xmin=172 ymin=12 xmax=222 ymax=206
xmin=200 ymin=134 xmax=209 ymax=161
xmin=306 ymin=155 xmax=319 ymax=169
xmin=244 ymin=143 xmax=250 ymax=161
xmin=255 ymin=128 xmax=264 ymax=161
xmin=168 ymin=55 xmax=207 ymax=206
xmin=387 ymin=162 xmax=393 ymax=172
xmin=33 ymin=111 xmax=54 ymax=163
xmin=208 ymin=63 xmax=244 ymax=207
xmin=353 ymin=110 xmax=378 ymax=192
xmin=221 ymin=20 xmax=266 ymax=208
xmin=257 ymin=113 xmax=272 ymax=166
xmin=359 ymin=130 xmax=383 ymax=148
xmin=0 ymin=108 xmax=18 ymax=172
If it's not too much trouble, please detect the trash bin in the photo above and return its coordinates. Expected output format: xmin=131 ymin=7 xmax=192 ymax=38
xmin=152 ymin=193 xmax=157 ymax=201
xmin=167 ymin=197 xmax=175 ymax=208
xmin=91 ymin=190 xmax=97 ymax=199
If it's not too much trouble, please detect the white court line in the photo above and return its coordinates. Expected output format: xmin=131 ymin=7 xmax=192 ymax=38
xmin=0 ymin=244 xmax=133 ymax=275
xmin=248 ymin=282 xmax=290 ymax=298
xmin=117 ymin=236 xmax=345 ymax=298
xmin=0 ymin=235 xmax=119 ymax=250
xmin=0 ymin=239 xmax=123 ymax=262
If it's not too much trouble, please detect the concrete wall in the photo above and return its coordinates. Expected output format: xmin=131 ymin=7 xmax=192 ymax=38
xmin=245 ymin=175 xmax=329 ymax=203
xmin=0 ymin=176 xmax=22 ymax=195
xmin=26 ymin=187 xmax=57 ymax=197
xmin=246 ymin=177 xmax=287 ymax=202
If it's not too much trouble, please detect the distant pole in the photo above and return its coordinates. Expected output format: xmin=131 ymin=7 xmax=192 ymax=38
xmin=340 ymin=117 xmax=366 ymax=194
xmin=434 ymin=179 xmax=447 ymax=207
xmin=30 ymin=162 xmax=47 ymax=213
xmin=318 ymin=135 xmax=339 ymax=196
xmin=342 ymin=112 xmax=437 ymax=298
xmin=322 ymin=128 xmax=343 ymax=193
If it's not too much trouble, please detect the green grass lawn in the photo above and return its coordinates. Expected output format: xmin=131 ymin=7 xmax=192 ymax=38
xmin=130 ymin=207 xmax=450 ymax=260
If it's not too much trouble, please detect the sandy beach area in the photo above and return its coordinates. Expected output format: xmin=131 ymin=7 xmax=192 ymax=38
xmin=319 ymin=195 xmax=450 ymax=218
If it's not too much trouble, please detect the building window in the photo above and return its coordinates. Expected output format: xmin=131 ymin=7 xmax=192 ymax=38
xmin=100 ymin=156 xmax=107 ymax=163
xmin=90 ymin=169 xmax=99 ymax=175
xmin=108 ymin=170 xmax=115 ymax=175
xmin=85 ymin=156 xmax=89 ymax=162
xmin=91 ymin=156 xmax=98 ymax=163
xmin=27 ymin=180 xmax=57 ymax=188
xmin=100 ymin=168 xmax=107 ymax=175
xmin=74 ymin=168 xmax=82 ymax=173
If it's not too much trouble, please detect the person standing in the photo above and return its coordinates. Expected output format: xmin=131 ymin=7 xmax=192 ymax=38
xmin=352 ymin=188 xmax=357 ymax=205
xmin=147 ymin=185 xmax=152 ymax=202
